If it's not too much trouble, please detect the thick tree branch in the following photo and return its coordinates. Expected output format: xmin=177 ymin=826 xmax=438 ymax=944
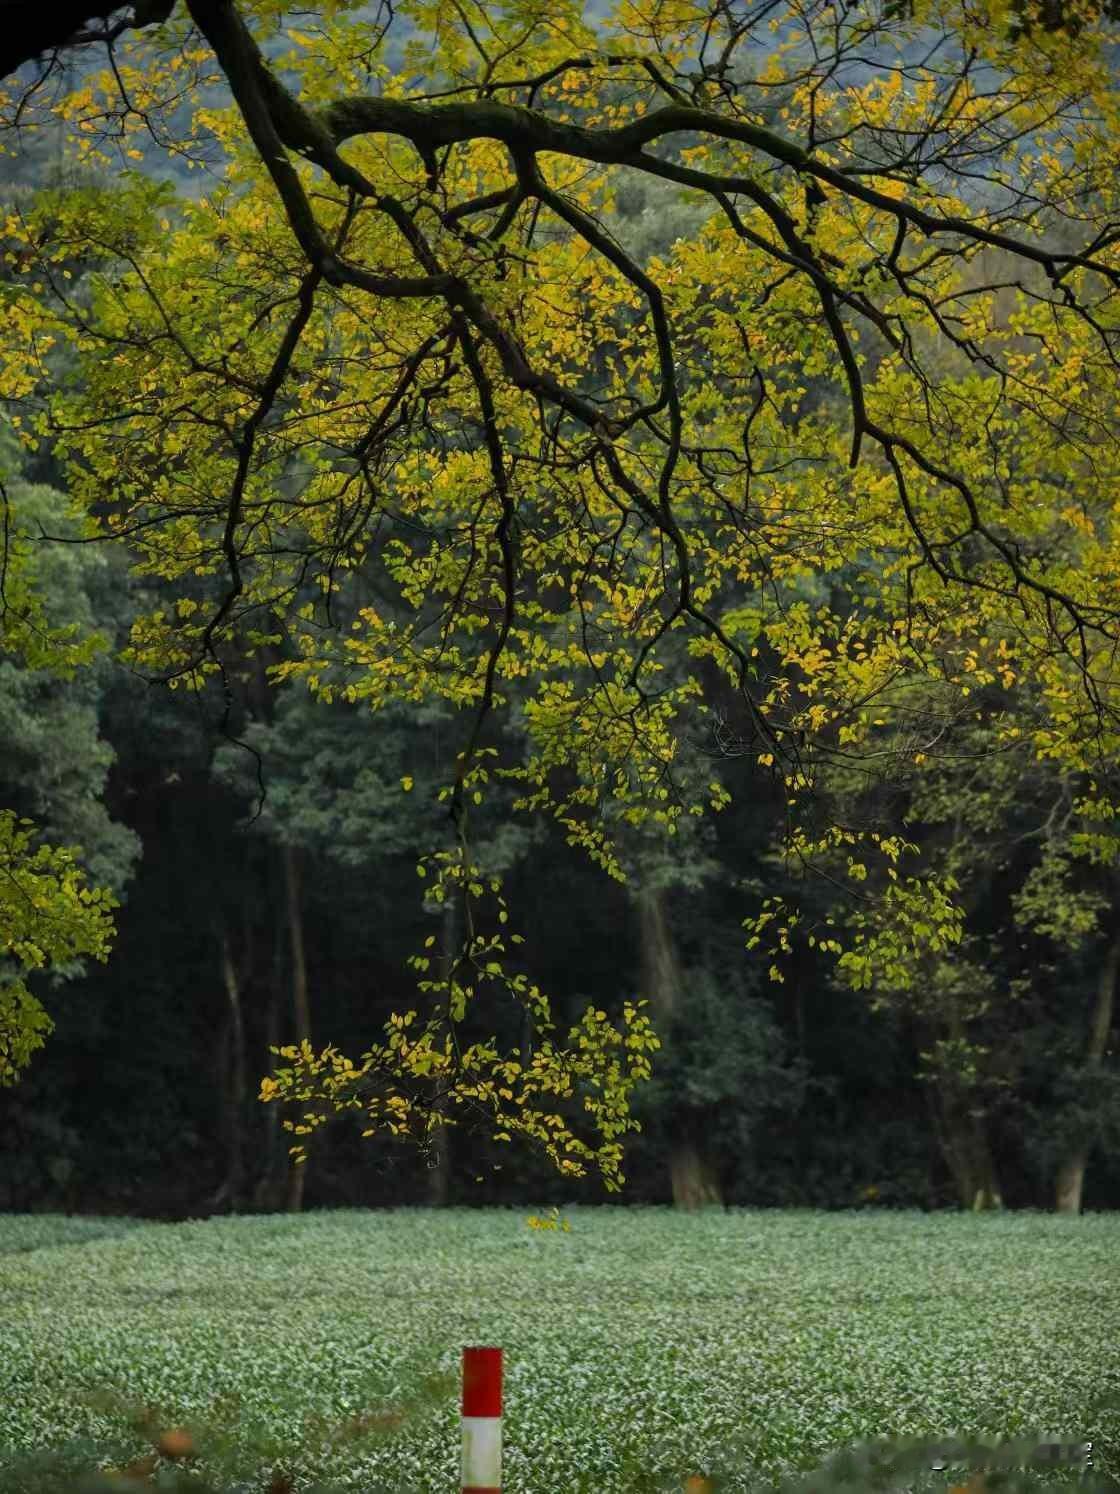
xmin=0 ymin=1 xmax=176 ymax=83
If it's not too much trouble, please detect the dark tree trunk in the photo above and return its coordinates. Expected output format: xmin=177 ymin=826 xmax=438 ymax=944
xmin=282 ymin=842 xmax=312 ymax=1213
xmin=243 ymin=645 xmax=292 ymax=1215
xmin=209 ymin=921 xmax=248 ymax=1212
xmin=252 ymin=902 xmax=286 ymax=1212
xmin=426 ymin=895 xmax=457 ymax=1207
xmin=637 ymin=884 xmax=722 ymax=1210
xmin=1055 ymin=933 xmax=1120 ymax=1214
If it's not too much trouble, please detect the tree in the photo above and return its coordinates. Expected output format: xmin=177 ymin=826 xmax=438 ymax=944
xmin=211 ymin=625 xmax=539 ymax=1207
xmin=937 ymin=737 xmax=1120 ymax=1214
xmin=784 ymin=633 xmax=1120 ymax=1210
xmin=3 ymin=0 xmax=1120 ymax=1191
xmin=0 ymin=419 xmax=137 ymax=1085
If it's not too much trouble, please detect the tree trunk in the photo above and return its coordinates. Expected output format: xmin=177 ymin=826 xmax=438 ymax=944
xmin=930 ymin=1080 xmax=1002 ymax=1210
xmin=637 ymin=884 xmax=722 ymax=1210
xmin=282 ymin=842 xmax=312 ymax=1213
xmin=426 ymin=895 xmax=456 ymax=1207
xmin=214 ymin=924 xmax=247 ymax=1211
xmin=668 ymin=1143 xmax=724 ymax=1210
xmin=1055 ymin=1155 xmax=1085 ymax=1216
xmin=1055 ymin=933 xmax=1120 ymax=1214
xmin=920 ymin=997 xmax=1002 ymax=1211
xmin=245 ymin=645 xmax=289 ymax=1215
xmin=252 ymin=906 xmax=286 ymax=1212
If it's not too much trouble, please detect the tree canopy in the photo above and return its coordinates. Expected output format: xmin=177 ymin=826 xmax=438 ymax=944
xmin=2 ymin=0 xmax=1120 ymax=1189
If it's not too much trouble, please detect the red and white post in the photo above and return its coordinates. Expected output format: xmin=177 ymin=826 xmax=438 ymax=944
xmin=461 ymin=1346 xmax=502 ymax=1494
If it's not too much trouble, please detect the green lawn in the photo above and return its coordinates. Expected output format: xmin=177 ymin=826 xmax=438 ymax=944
xmin=0 ymin=1207 xmax=1116 ymax=1492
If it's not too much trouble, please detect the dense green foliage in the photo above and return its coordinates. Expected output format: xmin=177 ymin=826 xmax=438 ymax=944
xmin=0 ymin=536 xmax=1114 ymax=1211
xmin=0 ymin=507 xmax=1117 ymax=1210
xmin=0 ymin=423 xmax=138 ymax=1084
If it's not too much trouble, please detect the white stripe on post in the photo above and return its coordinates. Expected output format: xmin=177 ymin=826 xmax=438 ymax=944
xmin=462 ymin=1415 xmax=501 ymax=1491
xmin=461 ymin=1346 xmax=502 ymax=1493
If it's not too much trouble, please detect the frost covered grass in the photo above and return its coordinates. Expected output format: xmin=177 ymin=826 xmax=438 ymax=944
xmin=0 ymin=1207 xmax=1116 ymax=1492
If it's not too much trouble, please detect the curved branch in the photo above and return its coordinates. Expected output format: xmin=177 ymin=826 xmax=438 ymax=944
xmin=0 ymin=2 xmax=176 ymax=82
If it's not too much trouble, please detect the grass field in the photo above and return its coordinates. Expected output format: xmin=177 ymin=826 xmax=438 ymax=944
xmin=0 ymin=1207 xmax=1116 ymax=1492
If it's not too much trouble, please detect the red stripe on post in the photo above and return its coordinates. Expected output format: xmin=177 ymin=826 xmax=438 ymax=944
xmin=462 ymin=1346 xmax=502 ymax=1493
xmin=462 ymin=1346 xmax=503 ymax=1417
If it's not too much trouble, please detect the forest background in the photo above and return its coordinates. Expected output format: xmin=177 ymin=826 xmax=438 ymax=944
xmin=1 ymin=0 xmax=1119 ymax=1222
